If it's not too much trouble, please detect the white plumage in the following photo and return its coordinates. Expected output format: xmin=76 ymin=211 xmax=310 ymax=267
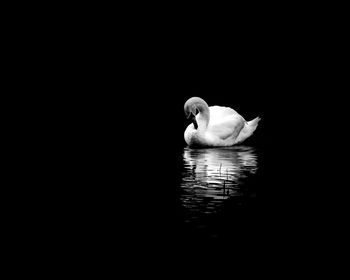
xmin=184 ymin=97 xmax=260 ymax=147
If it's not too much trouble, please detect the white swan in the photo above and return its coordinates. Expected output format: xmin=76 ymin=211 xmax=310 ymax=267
xmin=184 ymin=97 xmax=260 ymax=147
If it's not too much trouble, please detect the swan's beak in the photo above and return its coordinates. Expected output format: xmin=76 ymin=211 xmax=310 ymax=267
xmin=191 ymin=113 xmax=198 ymax=129
xmin=185 ymin=111 xmax=198 ymax=129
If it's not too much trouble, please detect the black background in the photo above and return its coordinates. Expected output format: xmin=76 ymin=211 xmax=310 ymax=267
xmin=51 ymin=8 xmax=345 ymax=268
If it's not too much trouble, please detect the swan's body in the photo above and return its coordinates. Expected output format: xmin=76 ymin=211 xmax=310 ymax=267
xmin=184 ymin=97 xmax=260 ymax=147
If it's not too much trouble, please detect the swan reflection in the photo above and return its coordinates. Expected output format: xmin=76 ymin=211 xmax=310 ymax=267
xmin=181 ymin=146 xmax=258 ymax=212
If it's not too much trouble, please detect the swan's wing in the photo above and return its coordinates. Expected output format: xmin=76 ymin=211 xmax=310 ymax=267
xmin=209 ymin=106 xmax=245 ymax=121
xmin=208 ymin=114 xmax=245 ymax=141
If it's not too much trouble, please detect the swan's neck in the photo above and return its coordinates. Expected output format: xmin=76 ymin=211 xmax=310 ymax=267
xmin=197 ymin=104 xmax=210 ymax=131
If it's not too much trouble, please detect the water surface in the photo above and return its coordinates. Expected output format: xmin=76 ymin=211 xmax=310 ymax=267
xmin=181 ymin=146 xmax=258 ymax=222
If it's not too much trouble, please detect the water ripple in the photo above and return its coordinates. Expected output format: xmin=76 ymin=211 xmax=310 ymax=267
xmin=181 ymin=146 xmax=258 ymax=215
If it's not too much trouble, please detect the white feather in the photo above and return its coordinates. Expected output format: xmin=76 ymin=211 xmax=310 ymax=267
xmin=184 ymin=97 xmax=260 ymax=147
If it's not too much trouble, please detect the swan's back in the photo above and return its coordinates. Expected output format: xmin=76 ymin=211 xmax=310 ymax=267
xmin=209 ymin=106 xmax=243 ymax=124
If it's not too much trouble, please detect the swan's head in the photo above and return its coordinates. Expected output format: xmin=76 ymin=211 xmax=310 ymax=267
xmin=184 ymin=97 xmax=208 ymax=129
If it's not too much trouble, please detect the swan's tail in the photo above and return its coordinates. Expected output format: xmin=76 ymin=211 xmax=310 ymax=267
xmin=235 ymin=117 xmax=261 ymax=144
xmin=247 ymin=116 xmax=261 ymax=130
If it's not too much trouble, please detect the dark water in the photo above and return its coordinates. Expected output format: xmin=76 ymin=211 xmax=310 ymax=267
xmin=181 ymin=146 xmax=257 ymax=207
xmin=177 ymin=145 xmax=260 ymax=241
